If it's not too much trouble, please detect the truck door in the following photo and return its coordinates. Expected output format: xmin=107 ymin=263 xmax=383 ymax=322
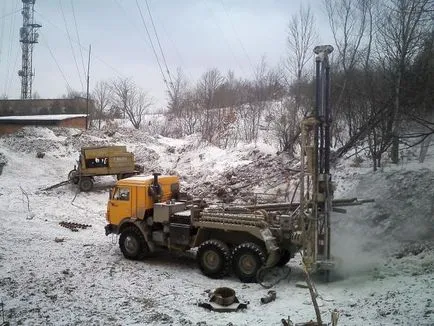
xmin=109 ymin=186 xmax=132 ymax=225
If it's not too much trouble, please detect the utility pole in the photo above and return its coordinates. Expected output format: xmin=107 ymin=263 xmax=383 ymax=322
xmin=18 ymin=0 xmax=42 ymax=100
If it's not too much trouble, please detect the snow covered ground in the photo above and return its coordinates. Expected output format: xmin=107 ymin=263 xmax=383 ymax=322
xmin=0 ymin=126 xmax=433 ymax=325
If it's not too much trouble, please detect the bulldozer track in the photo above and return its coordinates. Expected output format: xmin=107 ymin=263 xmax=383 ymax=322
xmin=59 ymin=221 xmax=92 ymax=232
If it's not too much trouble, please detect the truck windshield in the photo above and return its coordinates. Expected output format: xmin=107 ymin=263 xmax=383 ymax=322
xmin=112 ymin=187 xmax=130 ymax=201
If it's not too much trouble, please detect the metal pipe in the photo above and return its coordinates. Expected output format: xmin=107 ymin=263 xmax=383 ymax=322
xmin=324 ymin=59 xmax=331 ymax=174
xmin=260 ymin=290 xmax=276 ymax=304
xmin=314 ymin=58 xmax=321 ymax=179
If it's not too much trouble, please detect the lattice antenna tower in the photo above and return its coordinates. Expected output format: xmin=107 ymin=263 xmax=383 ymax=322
xmin=18 ymin=0 xmax=42 ymax=100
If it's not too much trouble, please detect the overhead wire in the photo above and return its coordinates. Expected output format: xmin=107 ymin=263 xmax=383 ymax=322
xmin=144 ymin=0 xmax=173 ymax=87
xmin=39 ymin=32 xmax=73 ymax=93
xmin=112 ymin=0 xmax=154 ymax=63
xmin=114 ymin=0 xmax=191 ymax=84
xmin=202 ymin=0 xmax=247 ymax=76
xmin=135 ymin=0 xmax=170 ymax=92
xmin=34 ymin=9 xmax=127 ymax=80
xmin=219 ymin=0 xmax=256 ymax=77
xmin=4 ymin=1 xmax=19 ymax=96
xmin=0 ymin=8 xmax=20 ymax=21
xmin=157 ymin=17 xmax=194 ymax=82
xmin=6 ymin=45 xmax=20 ymax=97
xmin=58 ymin=0 xmax=84 ymax=91
xmin=70 ymin=0 xmax=87 ymax=80
xmin=0 ymin=0 xmax=7 ymax=62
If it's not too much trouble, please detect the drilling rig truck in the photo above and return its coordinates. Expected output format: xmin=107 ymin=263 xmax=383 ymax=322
xmin=104 ymin=45 xmax=360 ymax=282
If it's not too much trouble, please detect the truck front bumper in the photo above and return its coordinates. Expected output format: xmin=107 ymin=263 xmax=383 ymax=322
xmin=105 ymin=224 xmax=118 ymax=236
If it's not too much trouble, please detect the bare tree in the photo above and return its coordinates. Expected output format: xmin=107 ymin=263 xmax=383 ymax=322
xmin=324 ymin=0 xmax=370 ymax=72
xmin=198 ymin=68 xmax=224 ymax=110
xmin=167 ymin=67 xmax=188 ymax=116
xmin=376 ymin=0 xmax=432 ymax=163
xmin=111 ymin=77 xmax=134 ymax=117
xmin=278 ymin=4 xmax=317 ymax=155
xmin=111 ymin=78 xmax=153 ymax=129
xmin=92 ymin=81 xmax=111 ymax=129
xmin=180 ymin=90 xmax=201 ymax=135
xmin=287 ymin=4 xmax=318 ymax=81
xmin=197 ymin=68 xmax=224 ymax=142
xmin=271 ymin=99 xmax=302 ymax=154
xmin=130 ymin=91 xmax=153 ymax=129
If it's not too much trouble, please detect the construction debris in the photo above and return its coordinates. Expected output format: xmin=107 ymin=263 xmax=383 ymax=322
xmin=41 ymin=180 xmax=71 ymax=191
xmin=260 ymin=290 xmax=276 ymax=304
xmin=59 ymin=222 xmax=92 ymax=232
xmin=295 ymin=282 xmax=309 ymax=289
xmin=198 ymin=287 xmax=248 ymax=312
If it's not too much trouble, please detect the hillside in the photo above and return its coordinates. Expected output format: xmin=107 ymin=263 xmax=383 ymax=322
xmin=0 ymin=126 xmax=433 ymax=326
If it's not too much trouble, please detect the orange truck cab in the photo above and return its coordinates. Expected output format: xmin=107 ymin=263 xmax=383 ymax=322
xmin=104 ymin=174 xmax=180 ymax=236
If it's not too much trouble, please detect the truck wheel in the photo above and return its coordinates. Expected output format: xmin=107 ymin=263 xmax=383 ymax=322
xmin=232 ymin=242 xmax=266 ymax=283
xmin=197 ymin=240 xmax=231 ymax=279
xmin=119 ymin=226 xmax=148 ymax=260
xmin=79 ymin=177 xmax=93 ymax=191
xmin=276 ymin=250 xmax=291 ymax=267
xmin=68 ymin=170 xmax=79 ymax=184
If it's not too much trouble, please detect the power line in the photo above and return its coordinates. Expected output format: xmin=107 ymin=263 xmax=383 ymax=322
xmin=144 ymin=0 xmax=173 ymax=87
xmin=0 ymin=1 xmax=7 ymax=63
xmin=219 ymin=0 xmax=255 ymax=77
xmin=6 ymin=46 xmax=20 ymax=97
xmin=112 ymin=0 xmax=153 ymax=59
xmin=70 ymin=0 xmax=87 ymax=80
xmin=202 ymin=0 xmax=247 ymax=76
xmin=34 ymin=9 xmax=126 ymax=80
xmin=39 ymin=32 xmax=72 ymax=92
xmin=0 ymin=8 xmax=20 ymax=21
xmin=3 ymin=1 xmax=19 ymax=96
xmin=135 ymin=0 xmax=170 ymax=91
xmin=59 ymin=0 xmax=84 ymax=91
xmin=157 ymin=16 xmax=194 ymax=82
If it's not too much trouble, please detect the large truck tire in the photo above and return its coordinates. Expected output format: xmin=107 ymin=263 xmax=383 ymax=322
xmin=68 ymin=170 xmax=79 ymax=184
xmin=79 ymin=177 xmax=93 ymax=192
xmin=232 ymin=242 xmax=266 ymax=283
xmin=197 ymin=239 xmax=231 ymax=279
xmin=119 ymin=226 xmax=149 ymax=260
xmin=276 ymin=250 xmax=291 ymax=267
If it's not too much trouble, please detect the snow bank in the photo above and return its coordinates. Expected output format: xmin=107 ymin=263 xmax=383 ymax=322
xmin=0 ymin=125 xmax=433 ymax=325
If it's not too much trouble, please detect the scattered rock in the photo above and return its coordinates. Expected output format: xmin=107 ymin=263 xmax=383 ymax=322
xmin=295 ymin=282 xmax=309 ymax=289
xmin=0 ymin=153 xmax=7 ymax=175
xmin=36 ymin=152 xmax=45 ymax=158
xmin=54 ymin=237 xmax=65 ymax=243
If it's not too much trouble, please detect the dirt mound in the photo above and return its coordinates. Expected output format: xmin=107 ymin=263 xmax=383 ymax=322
xmin=180 ymin=149 xmax=296 ymax=203
xmin=332 ymin=167 xmax=434 ymax=274
xmin=355 ymin=168 xmax=434 ymax=243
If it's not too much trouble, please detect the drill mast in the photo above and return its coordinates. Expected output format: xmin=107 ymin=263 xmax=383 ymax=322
xmin=299 ymin=45 xmax=334 ymax=273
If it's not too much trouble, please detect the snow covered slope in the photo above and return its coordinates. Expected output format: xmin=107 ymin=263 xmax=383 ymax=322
xmin=0 ymin=126 xmax=433 ymax=325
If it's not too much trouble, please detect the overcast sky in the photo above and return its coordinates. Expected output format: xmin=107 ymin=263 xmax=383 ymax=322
xmin=0 ymin=0 xmax=332 ymax=109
